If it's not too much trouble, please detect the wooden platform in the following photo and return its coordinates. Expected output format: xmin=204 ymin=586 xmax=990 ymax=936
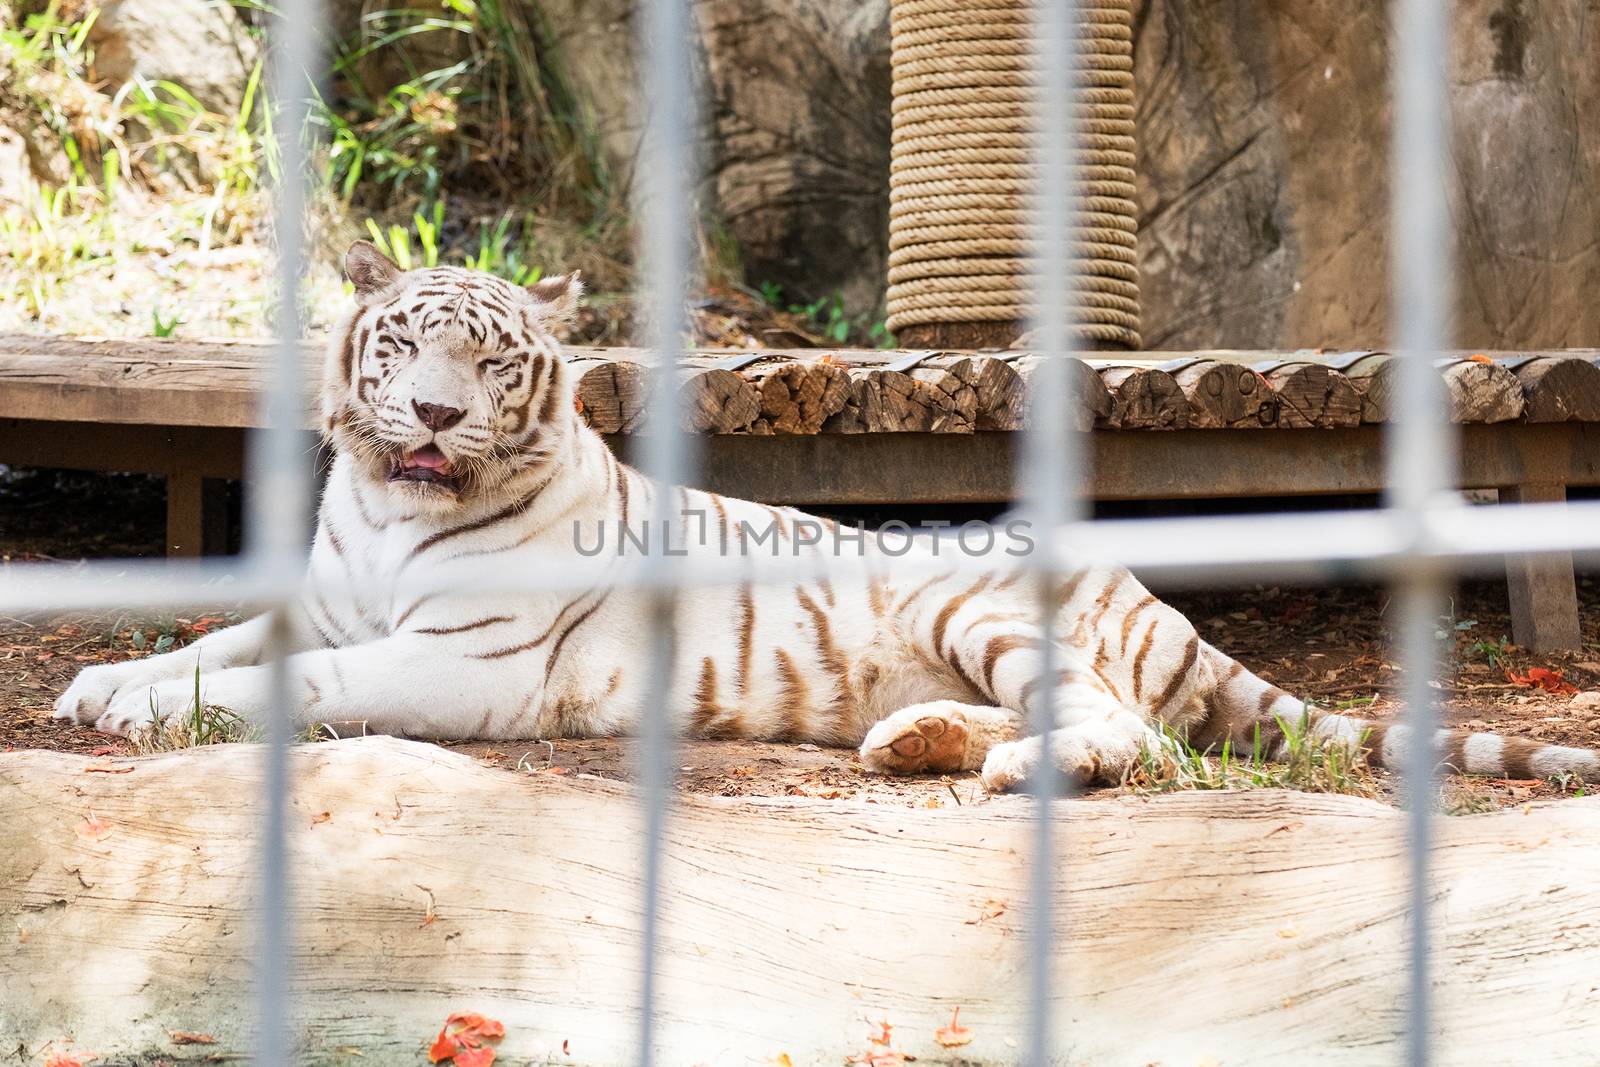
xmin=4 ymin=336 xmax=1599 ymax=649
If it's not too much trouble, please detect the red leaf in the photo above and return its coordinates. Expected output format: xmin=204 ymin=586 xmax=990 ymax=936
xmin=446 ymin=1013 xmax=505 ymax=1042
xmin=430 ymin=1012 xmax=505 ymax=1064
xmin=429 ymin=1028 xmax=461 ymax=1064
xmin=45 ymin=1053 xmax=89 ymax=1067
xmin=1506 ymin=666 xmax=1578 ymax=695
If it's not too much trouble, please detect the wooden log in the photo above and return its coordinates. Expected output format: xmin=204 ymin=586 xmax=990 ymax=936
xmin=737 ymin=357 xmax=851 ymax=435
xmin=820 ymin=355 xmax=976 ymax=434
xmin=1254 ymin=361 xmax=1362 ymax=428
xmin=567 ymin=354 xmax=647 ymax=434
xmin=1443 ymin=359 xmax=1527 ymax=423
xmin=1006 ymin=354 xmax=1113 ymax=432
xmin=1090 ymin=362 xmax=1190 ymax=430
xmin=1164 ymin=358 xmax=1269 ymax=429
xmin=1507 ymin=355 xmax=1600 ymax=423
xmin=675 ymin=364 xmax=761 ymax=433
xmin=942 ymin=354 xmax=1026 ymax=431
xmin=5 ymin=737 xmax=1600 ymax=1065
xmin=1337 ymin=353 xmax=1525 ymax=424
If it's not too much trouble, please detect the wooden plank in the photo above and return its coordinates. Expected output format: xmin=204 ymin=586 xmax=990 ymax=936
xmin=4 ymin=738 xmax=1599 ymax=1065
xmin=675 ymin=422 xmax=1600 ymax=505
xmin=1503 ymin=483 xmax=1583 ymax=652
xmin=10 ymin=418 xmax=1600 ymax=510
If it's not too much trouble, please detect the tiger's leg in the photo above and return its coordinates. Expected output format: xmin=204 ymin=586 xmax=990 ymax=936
xmin=978 ymin=714 xmax=1163 ymax=792
xmin=89 ymin=634 xmax=524 ymax=737
xmin=862 ymin=588 xmax=1152 ymax=780
xmin=56 ymin=613 xmax=277 ymax=728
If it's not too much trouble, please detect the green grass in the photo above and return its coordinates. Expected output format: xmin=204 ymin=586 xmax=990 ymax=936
xmin=128 ymin=658 xmax=255 ymax=753
xmin=761 ymin=285 xmax=896 ymax=349
xmin=1125 ymin=710 xmax=1378 ymax=799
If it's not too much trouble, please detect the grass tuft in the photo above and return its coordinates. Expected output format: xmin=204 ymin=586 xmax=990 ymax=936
xmin=125 ymin=658 xmax=255 ymax=753
xmin=1124 ymin=711 xmax=1378 ymax=799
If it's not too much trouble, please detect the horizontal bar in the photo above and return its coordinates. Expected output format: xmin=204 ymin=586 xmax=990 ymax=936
xmin=6 ymin=498 xmax=1600 ymax=614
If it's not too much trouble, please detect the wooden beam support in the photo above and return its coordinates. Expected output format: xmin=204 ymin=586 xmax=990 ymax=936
xmin=1502 ymin=483 xmax=1583 ymax=652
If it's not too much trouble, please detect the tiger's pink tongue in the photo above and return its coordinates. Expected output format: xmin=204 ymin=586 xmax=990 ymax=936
xmin=407 ymin=444 xmax=451 ymax=470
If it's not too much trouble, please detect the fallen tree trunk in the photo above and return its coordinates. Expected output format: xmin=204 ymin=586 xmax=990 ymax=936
xmin=4 ymin=738 xmax=1600 ymax=1065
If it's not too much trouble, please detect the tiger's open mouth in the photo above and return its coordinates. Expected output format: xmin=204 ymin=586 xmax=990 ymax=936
xmin=388 ymin=444 xmax=459 ymax=489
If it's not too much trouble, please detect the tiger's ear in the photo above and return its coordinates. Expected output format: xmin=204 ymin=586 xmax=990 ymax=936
xmin=345 ymin=240 xmax=401 ymax=303
xmin=526 ymin=270 xmax=583 ymax=325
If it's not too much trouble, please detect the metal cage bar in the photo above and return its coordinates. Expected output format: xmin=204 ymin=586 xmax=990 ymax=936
xmin=0 ymin=0 xmax=1516 ymax=1061
xmin=1390 ymin=0 xmax=1454 ymax=1062
xmin=1021 ymin=0 xmax=1085 ymax=1060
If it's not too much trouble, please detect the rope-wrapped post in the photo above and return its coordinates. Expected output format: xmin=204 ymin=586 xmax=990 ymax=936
xmin=887 ymin=0 xmax=1140 ymax=350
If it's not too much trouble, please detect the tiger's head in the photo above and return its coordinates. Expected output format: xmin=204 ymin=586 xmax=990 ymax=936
xmin=324 ymin=241 xmax=583 ymax=515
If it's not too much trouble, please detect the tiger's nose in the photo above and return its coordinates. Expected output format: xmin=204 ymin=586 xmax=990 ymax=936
xmin=412 ymin=400 xmax=466 ymax=432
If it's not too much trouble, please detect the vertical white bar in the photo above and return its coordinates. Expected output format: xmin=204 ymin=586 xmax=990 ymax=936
xmin=252 ymin=1 xmax=321 ymax=1061
xmin=633 ymin=0 xmax=698 ymax=1061
xmin=1023 ymin=0 xmax=1084 ymax=1062
xmin=1389 ymin=0 xmax=1453 ymax=1063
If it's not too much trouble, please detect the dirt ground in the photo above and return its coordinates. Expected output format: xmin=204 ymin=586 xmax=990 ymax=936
xmin=5 ymin=469 xmax=1600 ymax=812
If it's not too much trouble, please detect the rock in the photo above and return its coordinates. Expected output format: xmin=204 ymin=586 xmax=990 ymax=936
xmin=1569 ymin=691 xmax=1600 ymax=710
xmin=1134 ymin=0 xmax=1600 ymax=351
xmin=697 ymin=0 xmax=891 ymax=314
xmin=538 ymin=0 xmax=891 ymax=313
xmin=88 ymin=0 xmax=260 ymax=115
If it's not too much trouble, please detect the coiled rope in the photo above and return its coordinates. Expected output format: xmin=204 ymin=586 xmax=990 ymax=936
xmin=887 ymin=0 xmax=1140 ymax=348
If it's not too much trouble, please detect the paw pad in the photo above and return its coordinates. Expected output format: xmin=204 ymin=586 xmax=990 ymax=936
xmin=865 ymin=708 xmax=969 ymax=774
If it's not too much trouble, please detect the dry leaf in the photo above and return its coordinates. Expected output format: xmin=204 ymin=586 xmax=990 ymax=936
xmin=769 ymin=1055 xmax=794 ymax=1067
xmin=934 ymin=1006 xmax=974 ymax=1048
xmin=170 ymin=1031 xmax=216 ymax=1045
xmin=83 ymin=766 xmax=134 ymax=775
xmin=965 ymin=898 xmax=1007 ymax=925
xmin=44 ymin=1052 xmax=88 ymax=1067
xmin=76 ymin=810 xmax=112 ymax=843
xmin=1469 ymin=353 xmax=1493 ymax=364
xmin=310 ymin=811 xmax=331 ymax=827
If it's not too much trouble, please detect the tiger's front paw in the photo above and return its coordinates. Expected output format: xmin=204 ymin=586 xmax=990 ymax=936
xmin=54 ymin=661 xmax=140 ymax=727
xmin=96 ymin=676 xmax=201 ymax=736
xmin=860 ymin=701 xmax=974 ymax=774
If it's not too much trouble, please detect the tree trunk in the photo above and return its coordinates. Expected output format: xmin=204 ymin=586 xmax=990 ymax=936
xmin=5 ymin=738 xmax=1599 ymax=1065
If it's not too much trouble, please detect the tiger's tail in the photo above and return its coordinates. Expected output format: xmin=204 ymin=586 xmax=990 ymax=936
xmin=1192 ymin=642 xmax=1600 ymax=780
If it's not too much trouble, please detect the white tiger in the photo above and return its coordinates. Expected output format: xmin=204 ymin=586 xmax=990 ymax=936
xmin=54 ymin=243 xmax=1600 ymax=789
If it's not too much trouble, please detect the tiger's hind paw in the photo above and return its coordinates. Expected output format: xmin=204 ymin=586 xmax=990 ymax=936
xmin=859 ymin=702 xmax=973 ymax=775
